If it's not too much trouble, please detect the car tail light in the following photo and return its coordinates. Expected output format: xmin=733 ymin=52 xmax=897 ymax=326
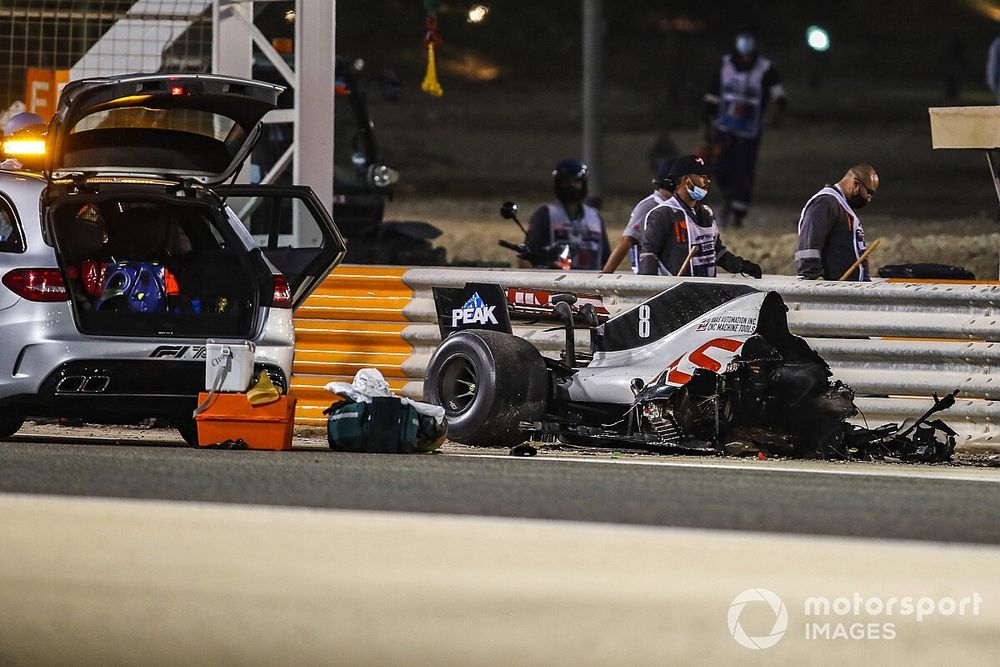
xmin=272 ymin=274 xmax=292 ymax=308
xmin=2 ymin=268 xmax=68 ymax=302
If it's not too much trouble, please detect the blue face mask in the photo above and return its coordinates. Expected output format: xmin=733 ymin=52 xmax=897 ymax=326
xmin=735 ymin=35 xmax=755 ymax=55
xmin=688 ymin=184 xmax=708 ymax=201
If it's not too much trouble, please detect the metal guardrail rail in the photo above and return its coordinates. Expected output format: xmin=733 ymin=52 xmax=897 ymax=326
xmin=292 ymin=266 xmax=997 ymax=446
xmin=400 ymin=269 xmax=999 ymax=447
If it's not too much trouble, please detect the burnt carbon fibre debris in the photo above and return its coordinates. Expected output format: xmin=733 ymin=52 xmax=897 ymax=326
xmin=425 ymin=283 xmax=959 ymax=462
xmin=521 ymin=389 xmax=957 ymax=462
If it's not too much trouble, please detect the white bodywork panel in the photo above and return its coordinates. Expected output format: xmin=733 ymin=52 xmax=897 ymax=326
xmin=560 ymin=292 xmax=768 ymax=405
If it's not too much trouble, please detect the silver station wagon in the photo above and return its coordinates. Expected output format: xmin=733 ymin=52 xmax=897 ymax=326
xmin=0 ymin=73 xmax=344 ymax=444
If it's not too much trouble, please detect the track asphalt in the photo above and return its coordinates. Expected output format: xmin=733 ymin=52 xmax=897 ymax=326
xmin=3 ymin=432 xmax=1000 ymax=545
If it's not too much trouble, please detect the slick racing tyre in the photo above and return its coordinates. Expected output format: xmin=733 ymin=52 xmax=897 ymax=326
xmin=424 ymin=330 xmax=548 ymax=447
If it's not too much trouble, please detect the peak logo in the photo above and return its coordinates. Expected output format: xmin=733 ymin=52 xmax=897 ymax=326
xmin=451 ymin=292 xmax=498 ymax=327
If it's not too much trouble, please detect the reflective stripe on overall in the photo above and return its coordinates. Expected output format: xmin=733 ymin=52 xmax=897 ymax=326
xmin=796 ymin=185 xmax=868 ymax=281
xmin=546 ymin=202 xmax=604 ymax=270
xmin=651 ymin=197 xmax=720 ymax=277
xmin=716 ymin=54 xmax=771 ymax=139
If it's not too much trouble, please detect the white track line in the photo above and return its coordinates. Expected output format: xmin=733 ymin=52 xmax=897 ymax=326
xmin=445 ymin=450 xmax=1000 ymax=484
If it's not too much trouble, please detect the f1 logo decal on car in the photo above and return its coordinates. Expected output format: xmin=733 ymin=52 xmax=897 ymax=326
xmin=451 ymin=292 xmax=498 ymax=327
xmin=149 ymin=345 xmax=207 ymax=359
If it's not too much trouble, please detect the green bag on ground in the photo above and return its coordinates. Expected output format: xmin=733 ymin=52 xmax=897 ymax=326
xmin=325 ymin=401 xmax=371 ymax=452
xmin=326 ymin=396 xmax=430 ymax=453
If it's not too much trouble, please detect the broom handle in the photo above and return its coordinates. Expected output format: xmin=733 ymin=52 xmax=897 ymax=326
xmin=678 ymin=243 xmax=700 ymax=276
xmin=838 ymin=239 xmax=880 ymax=281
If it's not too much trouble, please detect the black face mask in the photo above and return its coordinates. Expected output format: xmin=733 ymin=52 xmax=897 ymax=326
xmin=555 ymin=182 xmax=587 ymax=205
xmin=847 ymin=194 xmax=868 ymax=210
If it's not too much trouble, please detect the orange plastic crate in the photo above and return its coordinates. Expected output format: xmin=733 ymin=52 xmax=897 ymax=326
xmin=195 ymin=393 xmax=297 ymax=450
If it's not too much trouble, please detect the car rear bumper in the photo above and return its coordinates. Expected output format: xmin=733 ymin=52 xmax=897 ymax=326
xmin=0 ymin=359 xmax=288 ymax=421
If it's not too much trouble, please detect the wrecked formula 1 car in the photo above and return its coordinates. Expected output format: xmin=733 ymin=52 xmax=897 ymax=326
xmin=423 ymin=282 xmax=958 ymax=462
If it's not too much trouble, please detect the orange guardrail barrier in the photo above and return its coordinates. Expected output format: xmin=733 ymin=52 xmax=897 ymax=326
xmin=291 ymin=265 xmax=414 ymax=427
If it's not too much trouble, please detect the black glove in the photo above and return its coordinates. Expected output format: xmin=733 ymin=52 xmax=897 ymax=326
xmin=740 ymin=259 xmax=763 ymax=279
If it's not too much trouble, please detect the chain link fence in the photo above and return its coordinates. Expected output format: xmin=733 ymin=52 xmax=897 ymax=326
xmin=0 ymin=0 xmax=213 ymax=126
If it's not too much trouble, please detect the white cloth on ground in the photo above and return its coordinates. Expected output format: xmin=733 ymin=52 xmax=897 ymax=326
xmin=324 ymin=368 xmax=446 ymax=422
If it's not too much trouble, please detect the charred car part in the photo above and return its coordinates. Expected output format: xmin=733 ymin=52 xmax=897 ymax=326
xmin=424 ymin=282 xmax=958 ymax=462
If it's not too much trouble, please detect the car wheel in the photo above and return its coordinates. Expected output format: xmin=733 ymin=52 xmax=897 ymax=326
xmin=424 ymin=330 xmax=548 ymax=447
xmin=0 ymin=412 xmax=25 ymax=439
xmin=175 ymin=417 xmax=200 ymax=447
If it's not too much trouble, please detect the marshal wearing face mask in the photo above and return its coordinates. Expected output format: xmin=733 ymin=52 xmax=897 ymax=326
xmin=638 ymin=155 xmax=762 ymax=279
xmin=703 ymin=28 xmax=787 ymax=229
xmin=524 ymin=158 xmax=611 ymax=271
xmin=794 ymin=164 xmax=879 ymax=281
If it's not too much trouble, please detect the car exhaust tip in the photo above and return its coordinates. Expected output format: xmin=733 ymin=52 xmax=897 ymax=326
xmin=81 ymin=376 xmax=110 ymax=393
xmin=55 ymin=375 xmax=110 ymax=393
xmin=55 ymin=376 xmax=86 ymax=393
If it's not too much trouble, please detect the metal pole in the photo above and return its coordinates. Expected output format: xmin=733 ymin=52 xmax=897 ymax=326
xmin=213 ymin=0 xmax=252 ymax=80
xmin=294 ymin=0 xmax=335 ymax=213
xmin=582 ymin=0 xmax=602 ymax=203
xmin=213 ymin=0 xmax=254 ymax=183
xmin=986 ymin=151 xmax=1000 ymax=279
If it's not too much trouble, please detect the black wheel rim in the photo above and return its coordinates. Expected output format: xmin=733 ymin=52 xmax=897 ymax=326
xmin=438 ymin=354 xmax=478 ymax=416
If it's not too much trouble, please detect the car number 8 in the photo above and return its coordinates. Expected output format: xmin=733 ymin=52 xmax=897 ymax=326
xmin=638 ymin=305 xmax=650 ymax=338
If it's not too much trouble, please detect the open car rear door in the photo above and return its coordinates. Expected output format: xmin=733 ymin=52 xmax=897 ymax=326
xmin=225 ymin=184 xmax=346 ymax=310
xmin=47 ymin=73 xmax=283 ymax=185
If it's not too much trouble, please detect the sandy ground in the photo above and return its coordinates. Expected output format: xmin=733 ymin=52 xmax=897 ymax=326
xmin=386 ymin=197 xmax=1000 ymax=279
xmin=366 ymin=81 xmax=1000 ymax=279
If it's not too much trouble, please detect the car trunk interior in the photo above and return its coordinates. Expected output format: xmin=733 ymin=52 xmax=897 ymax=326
xmin=51 ymin=192 xmax=268 ymax=337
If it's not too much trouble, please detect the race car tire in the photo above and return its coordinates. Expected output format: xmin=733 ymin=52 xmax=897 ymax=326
xmin=424 ymin=330 xmax=548 ymax=447
xmin=0 ymin=412 xmax=25 ymax=439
